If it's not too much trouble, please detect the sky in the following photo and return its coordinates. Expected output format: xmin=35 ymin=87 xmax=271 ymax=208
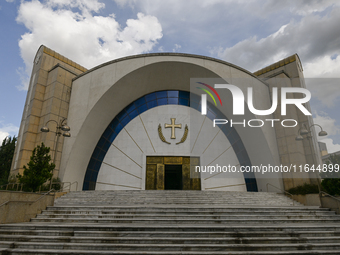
xmin=0 ymin=0 xmax=339 ymax=153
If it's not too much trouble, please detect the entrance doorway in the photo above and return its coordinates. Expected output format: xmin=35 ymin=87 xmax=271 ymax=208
xmin=145 ymin=156 xmax=201 ymax=190
xmin=164 ymin=165 xmax=182 ymax=190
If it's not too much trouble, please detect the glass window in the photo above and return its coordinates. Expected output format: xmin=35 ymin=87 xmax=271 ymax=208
xmin=145 ymin=92 xmax=156 ymax=101
xmin=156 ymin=91 xmax=167 ymax=98
xmin=168 ymin=91 xmax=179 ymax=98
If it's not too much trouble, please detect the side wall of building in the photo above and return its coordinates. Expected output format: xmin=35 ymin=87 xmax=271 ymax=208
xmin=10 ymin=46 xmax=87 ymax=180
xmin=255 ymin=54 xmax=322 ymax=190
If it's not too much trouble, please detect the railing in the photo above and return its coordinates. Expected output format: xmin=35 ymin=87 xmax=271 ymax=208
xmin=60 ymin=181 xmax=78 ymax=192
xmin=1 ymin=181 xmax=79 ymax=193
xmin=319 ymin=191 xmax=340 ymax=214
xmin=0 ymin=189 xmax=56 ymax=208
xmin=266 ymin=183 xmax=296 ymax=206
xmin=0 ymin=183 xmax=24 ymax=191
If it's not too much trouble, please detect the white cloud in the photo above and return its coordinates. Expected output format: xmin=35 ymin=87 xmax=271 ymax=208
xmin=16 ymin=67 xmax=30 ymax=91
xmin=16 ymin=0 xmax=163 ymax=90
xmin=172 ymin=44 xmax=181 ymax=52
xmin=214 ymin=6 xmax=340 ymax=71
xmin=304 ymin=54 xmax=340 ymax=78
xmin=314 ymin=112 xmax=339 ymax=136
xmin=318 ymin=138 xmax=340 ymax=153
xmin=0 ymin=122 xmax=19 ymax=142
xmin=314 ymin=112 xmax=340 ymax=153
xmin=303 ymin=54 xmax=340 ymax=108
xmin=262 ymin=0 xmax=339 ymax=16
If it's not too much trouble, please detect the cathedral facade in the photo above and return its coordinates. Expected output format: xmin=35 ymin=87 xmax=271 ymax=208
xmin=10 ymin=45 xmax=322 ymax=192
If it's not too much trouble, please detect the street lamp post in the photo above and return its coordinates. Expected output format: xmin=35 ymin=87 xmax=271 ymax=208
xmin=41 ymin=118 xmax=71 ymax=190
xmin=295 ymin=123 xmax=327 ymax=201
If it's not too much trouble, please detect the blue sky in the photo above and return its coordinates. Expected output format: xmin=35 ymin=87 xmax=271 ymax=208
xmin=0 ymin=0 xmax=340 ymax=153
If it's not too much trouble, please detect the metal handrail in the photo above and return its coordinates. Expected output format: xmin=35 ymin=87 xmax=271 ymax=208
xmin=319 ymin=191 xmax=340 ymax=202
xmin=319 ymin=191 xmax=340 ymax=214
xmin=1 ymin=181 xmax=79 ymax=193
xmin=60 ymin=181 xmax=78 ymax=192
xmin=0 ymin=189 xmax=56 ymax=208
xmin=0 ymin=183 xmax=24 ymax=191
xmin=266 ymin=183 xmax=296 ymax=206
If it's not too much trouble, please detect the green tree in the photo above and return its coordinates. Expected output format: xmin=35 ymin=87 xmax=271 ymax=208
xmin=17 ymin=143 xmax=55 ymax=192
xmin=320 ymin=154 xmax=340 ymax=196
xmin=0 ymin=136 xmax=17 ymax=187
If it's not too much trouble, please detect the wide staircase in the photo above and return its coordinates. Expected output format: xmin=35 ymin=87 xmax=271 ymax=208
xmin=1 ymin=190 xmax=340 ymax=254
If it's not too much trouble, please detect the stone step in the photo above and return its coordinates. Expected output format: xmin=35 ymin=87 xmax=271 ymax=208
xmin=1 ymin=190 xmax=337 ymax=254
xmin=42 ymin=209 xmax=334 ymax=216
xmin=3 ymin=224 xmax=340 ymax=232
xmin=2 ymin=230 xmax=340 ymax=238
xmin=2 ymin=235 xmax=340 ymax=244
xmin=56 ymin=199 xmax=295 ymax=202
xmin=36 ymin=214 xmax=340 ymax=220
xmin=3 ymin=241 xmax=340 ymax=251
xmin=3 ymin=249 xmax=340 ymax=254
xmin=30 ymin=217 xmax=340 ymax=224
xmin=46 ymin=206 xmax=325 ymax=212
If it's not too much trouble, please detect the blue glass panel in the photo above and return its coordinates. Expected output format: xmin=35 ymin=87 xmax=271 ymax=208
xmin=90 ymin=171 xmax=97 ymax=182
xmin=233 ymin=142 xmax=241 ymax=154
xmin=89 ymin=182 xmax=96 ymax=190
xmin=147 ymin=100 xmax=158 ymax=108
xmin=108 ymin=132 xmax=117 ymax=143
xmin=97 ymin=137 xmax=106 ymax=149
xmin=88 ymin=159 xmax=95 ymax=170
xmin=179 ymin=91 xmax=189 ymax=99
xmin=93 ymin=148 xmax=100 ymax=159
xmin=145 ymin=93 xmax=156 ymax=102
xmin=94 ymin=160 xmax=101 ymax=171
xmin=120 ymin=115 xmax=130 ymax=127
xmin=102 ymin=140 xmax=111 ymax=152
xmin=97 ymin=149 xmax=105 ymax=162
xmin=138 ymin=104 xmax=148 ymax=114
xmin=207 ymin=110 xmax=216 ymax=121
xmin=208 ymin=107 xmax=219 ymax=117
xmin=109 ymin=119 xmax=119 ymax=130
xmin=102 ymin=128 xmax=112 ymax=140
xmin=227 ymin=131 xmax=236 ymax=145
xmin=157 ymin=98 xmax=167 ymax=105
xmin=83 ymin=181 xmax=89 ymax=190
xmin=215 ymin=111 xmax=224 ymax=119
xmin=117 ymin=110 xmax=127 ymax=121
xmin=233 ymin=130 xmax=241 ymax=142
xmin=84 ymin=168 xmax=92 ymax=180
xmin=156 ymin=91 xmax=167 ymax=98
xmin=190 ymin=93 xmax=200 ymax=101
xmin=238 ymin=150 xmax=249 ymax=165
xmin=125 ymin=103 xmax=136 ymax=113
xmin=113 ymin=123 xmax=123 ymax=134
xmin=168 ymin=98 xmax=178 ymax=104
xmin=179 ymin=98 xmax=189 ymax=106
xmin=237 ymin=142 xmax=246 ymax=153
xmin=134 ymin=97 xmax=146 ymax=107
xmin=220 ymin=125 xmax=231 ymax=136
xmin=191 ymin=101 xmax=200 ymax=111
xmin=168 ymin=91 xmax=179 ymax=98
xmin=128 ymin=109 xmax=139 ymax=120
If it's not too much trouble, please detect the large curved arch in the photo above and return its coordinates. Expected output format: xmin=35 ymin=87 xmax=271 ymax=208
xmin=60 ymin=54 xmax=282 ymax=192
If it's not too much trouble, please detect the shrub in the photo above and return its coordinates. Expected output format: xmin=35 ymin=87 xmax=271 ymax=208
xmin=288 ymin=183 xmax=319 ymax=195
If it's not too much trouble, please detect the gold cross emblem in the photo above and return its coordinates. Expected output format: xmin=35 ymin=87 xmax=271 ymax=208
xmin=165 ymin=118 xmax=182 ymax=139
